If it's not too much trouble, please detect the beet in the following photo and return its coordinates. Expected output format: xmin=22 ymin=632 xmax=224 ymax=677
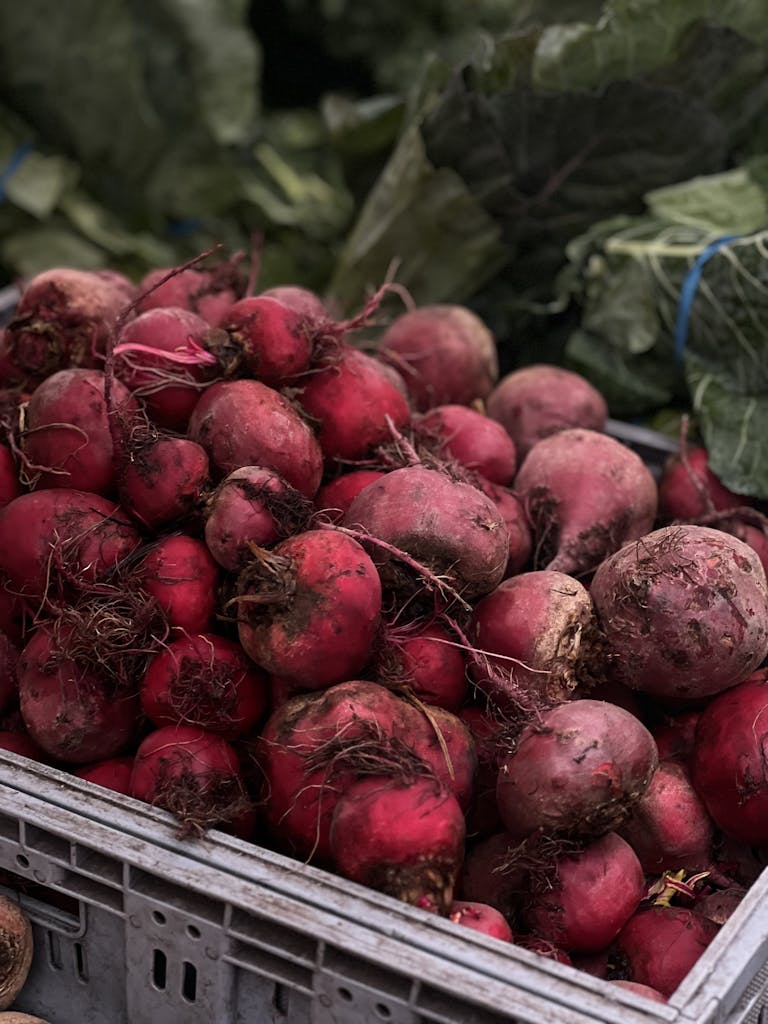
xmin=379 ymin=304 xmax=498 ymax=411
xmin=613 ymin=906 xmax=719 ymax=997
xmin=486 ymin=364 xmax=608 ymax=461
xmin=403 ymin=703 xmax=477 ymax=813
xmin=18 ymin=625 xmax=139 ymax=764
xmin=343 ymin=466 xmax=509 ymax=602
xmin=618 ymin=760 xmax=714 ymax=873
xmin=496 ymin=699 xmax=658 ymax=840
xmin=475 ymin=478 xmax=532 ymax=578
xmin=329 ymin=776 xmax=466 ymax=913
xmin=448 ymin=901 xmax=513 ymax=942
xmin=469 ymin=570 xmax=596 ymax=712
xmin=114 ymin=306 xmax=219 ymax=430
xmin=257 ymin=681 xmax=413 ymax=861
xmin=414 ymin=404 xmax=517 ymax=485
xmin=139 ymin=535 xmax=219 ymax=635
xmin=118 ymin=437 xmax=211 ymax=530
xmin=74 ymin=756 xmax=135 ymax=796
xmin=658 ymin=445 xmax=749 ymax=521
xmin=203 ymin=466 xmax=313 ymax=571
xmin=22 ymin=368 xmax=137 ymax=495
xmin=514 ymin=428 xmax=658 ymax=578
xmin=296 ymin=345 xmax=411 ymax=462
xmin=524 ymin=832 xmax=645 ymax=954
xmin=141 ymin=633 xmax=268 ymax=739
xmin=4 ymin=268 xmax=134 ymax=383
xmin=0 ymin=489 xmax=140 ymax=601
xmin=130 ymin=724 xmax=253 ymax=839
xmin=188 ymin=378 xmax=324 ymax=499
xmin=373 ymin=621 xmax=468 ymax=712
xmin=314 ymin=470 xmax=388 ymax=525
xmin=215 ymin=295 xmax=314 ymax=384
xmin=690 ymin=673 xmax=768 ymax=844
xmin=236 ymin=529 xmax=382 ymax=688
xmin=591 ymin=525 xmax=768 ymax=700
xmin=457 ymin=832 xmax=523 ymax=920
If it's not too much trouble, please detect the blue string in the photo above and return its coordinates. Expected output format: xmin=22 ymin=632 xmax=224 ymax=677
xmin=674 ymin=233 xmax=741 ymax=364
xmin=0 ymin=143 xmax=33 ymax=204
xmin=167 ymin=217 xmax=205 ymax=238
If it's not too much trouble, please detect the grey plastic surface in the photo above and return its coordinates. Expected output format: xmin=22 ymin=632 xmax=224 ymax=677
xmin=0 ymin=283 xmax=19 ymax=326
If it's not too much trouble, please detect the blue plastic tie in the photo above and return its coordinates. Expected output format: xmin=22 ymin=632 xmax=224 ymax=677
xmin=167 ymin=217 xmax=205 ymax=238
xmin=0 ymin=143 xmax=33 ymax=204
xmin=674 ymin=233 xmax=741 ymax=365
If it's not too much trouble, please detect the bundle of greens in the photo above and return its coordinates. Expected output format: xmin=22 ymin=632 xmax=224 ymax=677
xmin=328 ymin=1 xmax=768 ymax=353
xmin=0 ymin=0 xmax=355 ymax=288
xmin=561 ymin=159 xmax=768 ymax=497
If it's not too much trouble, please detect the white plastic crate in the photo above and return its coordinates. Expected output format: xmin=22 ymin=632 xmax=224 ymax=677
xmin=0 ymin=752 xmax=688 ymax=1024
xmin=0 ymin=750 xmax=766 ymax=1024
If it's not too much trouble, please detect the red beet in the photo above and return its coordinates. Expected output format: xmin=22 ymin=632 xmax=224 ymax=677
xmin=618 ymin=760 xmax=714 ymax=873
xmin=257 ymin=681 xmax=412 ymax=861
xmin=329 ymin=776 xmax=466 ymax=913
xmin=114 ymin=307 xmax=218 ymax=429
xmin=524 ymin=832 xmax=645 ymax=954
xmin=139 ymin=535 xmax=219 ymax=634
xmin=203 ymin=466 xmax=313 ymax=571
xmin=314 ymin=470 xmax=388 ymax=525
xmin=591 ymin=525 xmax=768 ymax=700
xmin=695 ymin=886 xmax=746 ymax=925
xmin=130 ymin=724 xmax=253 ymax=838
xmin=379 ymin=304 xmax=498 ymax=411
xmin=496 ymin=699 xmax=659 ymax=840
xmin=118 ymin=437 xmax=211 ymax=530
xmin=344 ymin=466 xmax=510 ymax=602
xmin=448 ymin=900 xmax=513 ymax=942
xmin=374 ymin=621 xmax=468 ymax=712
xmin=475 ymin=478 xmax=532 ymax=577
xmin=188 ymin=379 xmax=323 ymax=498
xmin=0 ymin=730 xmax=48 ymax=762
xmin=297 ymin=345 xmax=412 ymax=462
xmin=141 ymin=633 xmax=267 ymax=739
xmin=213 ymin=295 xmax=314 ymax=384
xmin=690 ymin=673 xmax=768 ymax=844
xmin=260 ymin=285 xmax=326 ymax=318
xmin=0 ymin=489 xmax=140 ymax=601
xmin=236 ymin=529 xmax=382 ymax=688
xmin=0 ymin=446 xmax=21 ymax=509
xmin=18 ymin=625 xmax=139 ymax=764
xmin=4 ymin=268 xmax=134 ymax=383
xmin=486 ymin=364 xmax=608 ymax=461
xmin=609 ymin=981 xmax=667 ymax=1004
xmin=469 ymin=570 xmax=596 ymax=711
xmin=457 ymin=832 xmax=523 ymax=919
xmin=614 ymin=906 xmax=719 ymax=997
xmin=404 ymin=703 xmax=477 ymax=812
xmin=414 ymin=405 xmax=517 ymax=485
xmin=658 ymin=446 xmax=748 ymax=521
xmin=514 ymin=428 xmax=658 ymax=578
xmin=74 ymin=756 xmax=135 ymax=796
xmin=136 ymin=259 xmax=246 ymax=327
xmin=21 ymin=368 xmax=137 ymax=494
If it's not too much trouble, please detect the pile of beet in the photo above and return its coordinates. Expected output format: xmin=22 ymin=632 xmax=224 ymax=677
xmin=2 ymin=260 xmax=768 ymax=1005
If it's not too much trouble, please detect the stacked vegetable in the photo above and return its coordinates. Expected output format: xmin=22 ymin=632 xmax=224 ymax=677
xmin=1 ymin=260 xmax=768 ymax=1004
